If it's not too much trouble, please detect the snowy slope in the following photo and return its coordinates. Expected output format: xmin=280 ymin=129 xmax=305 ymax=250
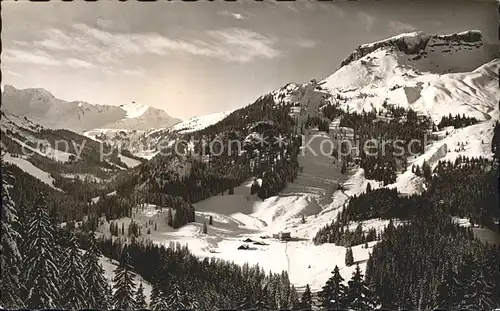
xmin=3 ymin=153 xmax=63 ymax=191
xmin=321 ymin=58 xmax=498 ymax=123
xmin=339 ymin=30 xmax=489 ymax=73
xmin=171 ymin=110 xmax=233 ymax=134
xmin=97 ymin=253 xmax=153 ymax=305
xmin=1 ymin=111 xmax=135 ymax=185
xmin=1 ymin=85 xmax=180 ymax=133
xmin=119 ymin=102 xmax=150 ymax=119
xmin=271 ymin=31 xmax=498 ymax=125
xmin=118 ymin=154 xmax=142 ymax=168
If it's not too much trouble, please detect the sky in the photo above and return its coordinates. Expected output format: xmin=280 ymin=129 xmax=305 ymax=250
xmin=1 ymin=0 xmax=497 ymax=120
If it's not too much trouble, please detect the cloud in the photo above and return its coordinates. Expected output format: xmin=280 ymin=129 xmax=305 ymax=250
xmin=120 ymin=68 xmax=146 ymax=76
xmin=289 ymin=2 xmax=345 ymax=17
xmin=2 ymin=48 xmax=96 ymax=69
xmin=357 ymin=12 xmax=376 ymax=31
xmin=205 ymin=28 xmax=281 ymax=62
xmin=294 ymin=39 xmax=317 ymax=49
xmin=2 ymin=69 xmax=24 ymax=78
xmin=20 ymin=24 xmax=281 ymax=64
xmin=218 ymin=10 xmax=248 ymax=20
xmin=388 ymin=21 xmax=417 ymax=33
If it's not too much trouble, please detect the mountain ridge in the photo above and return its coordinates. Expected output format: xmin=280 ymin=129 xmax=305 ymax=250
xmin=1 ymin=84 xmax=181 ymax=133
xmin=340 ymin=30 xmax=485 ymax=68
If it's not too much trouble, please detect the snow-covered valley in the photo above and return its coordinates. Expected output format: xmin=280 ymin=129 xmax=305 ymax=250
xmin=2 ymin=27 xmax=499 ymax=310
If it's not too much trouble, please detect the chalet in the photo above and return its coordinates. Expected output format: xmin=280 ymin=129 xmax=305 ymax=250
xmin=273 ymin=231 xmax=291 ymax=241
xmin=253 ymin=241 xmax=269 ymax=246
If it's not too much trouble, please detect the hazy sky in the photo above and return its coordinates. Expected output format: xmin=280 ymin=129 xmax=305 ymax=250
xmin=1 ymin=0 xmax=496 ymax=119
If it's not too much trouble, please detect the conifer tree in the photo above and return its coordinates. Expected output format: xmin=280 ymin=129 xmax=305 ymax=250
xmin=346 ymin=264 xmax=372 ymax=310
xmin=135 ymin=282 xmax=147 ymax=309
xmin=149 ymin=282 xmax=161 ymax=308
xmin=341 ymin=161 xmax=347 ymax=174
xmin=23 ymin=192 xmax=61 ymax=309
xmin=415 ymin=165 xmax=421 ymax=176
xmin=433 ymin=265 xmax=458 ymax=309
xmin=422 ymin=160 xmax=432 ymax=181
xmin=318 ymin=266 xmax=347 ymax=309
xmin=289 ymin=285 xmax=300 ymax=310
xmin=345 ymin=246 xmax=354 ymax=266
xmin=492 ymin=121 xmax=500 ymax=160
xmin=167 ymin=208 xmax=173 ymax=227
xmin=150 ymin=283 xmax=168 ymax=310
xmin=209 ymin=215 xmax=213 ymax=225
xmin=462 ymin=267 xmax=494 ymax=310
xmin=112 ymin=252 xmax=137 ymax=310
xmin=253 ymin=283 xmax=270 ymax=310
xmin=203 ymin=220 xmax=208 ymax=234
xmin=300 ymin=284 xmax=312 ymax=310
xmin=237 ymin=294 xmax=254 ymax=310
xmin=0 ymin=177 xmax=23 ymax=308
xmin=166 ymin=281 xmax=186 ymax=310
xmin=82 ymin=231 xmax=109 ymax=309
xmin=60 ymin=234 xmax=87 ymax=309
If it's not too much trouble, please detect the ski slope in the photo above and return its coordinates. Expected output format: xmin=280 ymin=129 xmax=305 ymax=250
xmin=3 ymin=153 xmax=63 ymax=191
xmin=171 ymin=111 xmax=232 ymax=134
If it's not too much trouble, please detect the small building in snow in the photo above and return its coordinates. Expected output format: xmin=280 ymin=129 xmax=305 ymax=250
xmin=273 ymin=231 xmax=291 ymax=241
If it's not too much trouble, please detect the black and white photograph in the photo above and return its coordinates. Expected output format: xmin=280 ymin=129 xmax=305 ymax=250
xmin=1 ymin=0 xmax=499 ymax=310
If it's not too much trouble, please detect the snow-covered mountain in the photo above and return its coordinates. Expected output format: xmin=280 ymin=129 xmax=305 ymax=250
xmin=272 ymin=30 xmax=499 ymax=124
xmin=1 ymin=85 xmax=181 ymax=133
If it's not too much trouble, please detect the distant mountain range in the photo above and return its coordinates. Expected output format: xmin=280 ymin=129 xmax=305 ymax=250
xmin=1 ymin=85 xmax=181 ymax=133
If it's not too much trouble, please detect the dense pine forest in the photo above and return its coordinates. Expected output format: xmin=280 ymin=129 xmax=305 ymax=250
xmin=1 ymin=160 xmax=301 ymax=310
xmin=438 ymin=113 xmax=480 ymax=129
xmin=315 ymin=102 xmax=433 ymax=185
xmin=313 ymin=121 xmax=500 ymax=310
xmin=365 ymin=210 xmax=499 ymax=310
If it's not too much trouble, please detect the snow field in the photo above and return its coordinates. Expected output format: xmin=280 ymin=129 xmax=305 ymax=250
xmin=97 ymin=252 xmax=153 ymax=304
xmin=171 ymin=111 xmax=233 ymax=134
xmin=3 ymin=153 xmax=63 ymax=191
